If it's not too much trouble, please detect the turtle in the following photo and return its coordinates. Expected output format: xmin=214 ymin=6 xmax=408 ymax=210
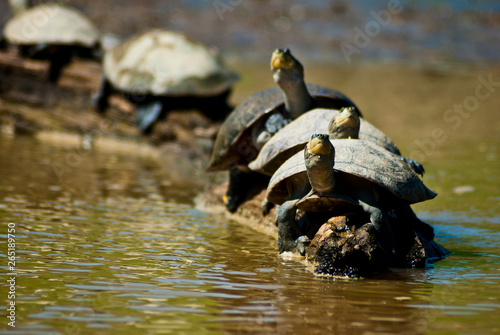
xmin=4 ymin=3 xmax=101 ymax=83
xmin=266 ymin=134 xmax=437 ymax=255
xmin=207 ymin=48 xmax=360 ymax=213
xmin=249 ymin=107 xmax=425 ymax=177
xmin=91 ymin=29 xmax=239 ymax=134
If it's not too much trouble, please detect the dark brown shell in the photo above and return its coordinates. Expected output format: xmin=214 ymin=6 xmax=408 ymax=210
xmin=267 ymin=139 xmax=436 ymax=206
xmin=207 ymin=84 xmax=358 ymax=171
xmin=249 ymin=108 xmax=401 ymax=176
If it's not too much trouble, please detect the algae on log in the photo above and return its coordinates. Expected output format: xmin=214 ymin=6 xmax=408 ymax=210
xmin=198 ymin=183 xmax=450 ymax=277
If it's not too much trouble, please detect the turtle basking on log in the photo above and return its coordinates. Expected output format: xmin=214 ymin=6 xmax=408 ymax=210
xmin=266 ymin=134 xmax=439 ymax=256
xmin=207 ymin=49 xmax=360 ymax=212
xmin=4 ymin=3 xmax=101 ymax=83
xmin=92 ymin=29 xmax=239 ymax=133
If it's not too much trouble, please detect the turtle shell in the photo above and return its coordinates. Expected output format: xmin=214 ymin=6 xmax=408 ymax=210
xmin=4 ymin=4 xmax=99 ymax=48
xmin=267 ymin=139 xmax=436 ymax=206
xmin=102 ymin=29 xmax=238 ymax=96
xmin=207 ymin=84 xmax=358 ymax=171
xmin=249 ymin=108 xmax=402 ymax=176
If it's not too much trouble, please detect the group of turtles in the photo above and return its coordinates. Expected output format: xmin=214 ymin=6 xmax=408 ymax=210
xmin=1 ymin=1 xmax=239 ymax=133
xmin=207 ymin=48 xmax=449 ymax=267
xmin=2 ymin=1 xmax=448 ymax=269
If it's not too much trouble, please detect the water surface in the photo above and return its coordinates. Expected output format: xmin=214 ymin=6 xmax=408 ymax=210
xmin=1 ymin=59 xmax=500 ymax=334
xmin=1 ymin=122 xmax=499 ymax=335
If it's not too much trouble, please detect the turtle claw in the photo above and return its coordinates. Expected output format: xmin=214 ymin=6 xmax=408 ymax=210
xmin=295 ymin=235 xmax=311 ymax=256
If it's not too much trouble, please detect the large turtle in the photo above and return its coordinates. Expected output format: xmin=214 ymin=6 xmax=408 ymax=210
xmin=249 ymin=107 xmax=425 ymax=177
xmin=207 ymin=48 xmax=360 ymax=212
xmin=4 ymin=3 xmax=101 ymax=83
xmin=92 ymin=29 xmax=239 ymax=134
xmin=267 ymin=134 xmax=437 ymax=255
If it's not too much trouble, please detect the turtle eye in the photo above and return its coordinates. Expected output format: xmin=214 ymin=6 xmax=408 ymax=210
xmin=284 ymin=48 xmax=290 ymax=55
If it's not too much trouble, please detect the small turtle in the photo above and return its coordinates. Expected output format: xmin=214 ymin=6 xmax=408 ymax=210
xmin=4 ymin=3 xmax=101 ymax=82
xmin=267 ymin=134 xmax=437 ymax=255
xmin=249 ymin=107 xmax=425 ymax=177
xmin=207 ymin=48 xmax=359 ymax=212
xmin=92 ymin=29 xmax=239 ymax=133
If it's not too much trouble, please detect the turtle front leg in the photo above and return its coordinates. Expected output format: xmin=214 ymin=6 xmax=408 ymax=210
xmin=276 ymin=199 xmax=310 ymax=255
xmin=92 ymin=75 xmax=113 ymax=113
xmin=47 ymin=50 xmax=72 ymax=83
xmin=137 ymin=101 xmax=163 ymax=134
xmin=358 ymin=200 xmax=395 ymax=254
xmin=225 ymin=168 xmax=269 ymax=213
xmin=225 ymin=168 xmax=247 ymax=213
xmin=261 ymin=198 xmax=274 ymax=216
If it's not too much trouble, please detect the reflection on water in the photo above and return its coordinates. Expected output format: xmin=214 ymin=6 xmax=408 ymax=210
xmin=0 ymin=129 xmax=499 ymax=334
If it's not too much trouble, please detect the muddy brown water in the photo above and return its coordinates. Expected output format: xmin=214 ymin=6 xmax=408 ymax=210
xmin=0 ymin=60 xmax=499 ymax=334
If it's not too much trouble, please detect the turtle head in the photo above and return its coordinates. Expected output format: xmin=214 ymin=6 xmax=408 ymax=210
xmin=271 ymin=48 xmax=304 ymax=86
xmin=329 ymin=107 xmax=361 ymax=140
xmin=306 ymin=134 xmax=333 ymax=157
xmin=305 ymin=134 xmax=336 ymax=194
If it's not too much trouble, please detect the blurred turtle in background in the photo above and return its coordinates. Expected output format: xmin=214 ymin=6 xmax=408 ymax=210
xmin=92 ymin=29 xmax=239 ymax=134
xmin=207 ymin=49 xmax=360 ymax=213
xmin=4 ymin=2 xmax=102 ymax=83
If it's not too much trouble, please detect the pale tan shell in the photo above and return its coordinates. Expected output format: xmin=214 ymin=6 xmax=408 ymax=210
xmin=249 ymin=108 xmax=401 ymax=176
xmin=4 ymin=4 xmax=99 ymax=47
xmin=103 ymin=29 xmax=239 ymax=96
xmin=267 ymin=139 xmax=436 ymax=206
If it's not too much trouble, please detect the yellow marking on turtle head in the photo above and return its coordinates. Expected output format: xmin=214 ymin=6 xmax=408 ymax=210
xmin=307 ymin=134 xmax=332 ymax=156
xmin=270 ymin=48 xmax=295 ymax=71
xmin=334 ymin=107 xmax=360 ymax=128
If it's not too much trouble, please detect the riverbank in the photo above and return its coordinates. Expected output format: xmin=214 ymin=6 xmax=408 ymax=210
xmin=0 ymin=48 xmax=219 ymax=160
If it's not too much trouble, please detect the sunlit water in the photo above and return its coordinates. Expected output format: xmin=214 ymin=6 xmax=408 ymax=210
xmin=0 ymin=126 xmax=499 ymax=335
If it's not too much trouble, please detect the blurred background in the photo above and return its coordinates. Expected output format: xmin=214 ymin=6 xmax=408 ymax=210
xmin=1 ymin=0 xmax=499 ymax=145
xmin=3 ymin=0 xmax=499 ymax=63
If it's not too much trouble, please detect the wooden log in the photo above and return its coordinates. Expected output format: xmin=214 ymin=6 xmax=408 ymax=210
xmin=197 ymin=182 xmax=450 ymax=277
